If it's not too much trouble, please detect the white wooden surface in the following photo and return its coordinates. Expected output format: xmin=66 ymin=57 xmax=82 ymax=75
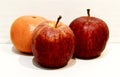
xmin=0 ymin=0 xmax=120 ymax=77
xmin=0 ymin=43 xmax=120 ymax=77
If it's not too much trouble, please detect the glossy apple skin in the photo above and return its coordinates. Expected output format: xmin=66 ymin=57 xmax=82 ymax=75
xmin=32 ymin=21 xmax=75 ymax=68
xmin=69 ymin=16 xmax=109 ymax=59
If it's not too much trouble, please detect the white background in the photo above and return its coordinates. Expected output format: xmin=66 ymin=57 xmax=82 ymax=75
xmin=0 ymin=0 xmax=120 ymax=77
xmin=0 ymin=0 xmax=120 ymax=43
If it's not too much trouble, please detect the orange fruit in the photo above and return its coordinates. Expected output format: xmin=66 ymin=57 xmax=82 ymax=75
xmin=10 ymin=16 xmax=46 ymax=53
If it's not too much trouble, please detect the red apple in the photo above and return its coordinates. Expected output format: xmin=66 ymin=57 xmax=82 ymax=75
xmin=69 ymin=9 xmax=109 ymax=59
xmin=32 ymin=16 xmax=75 ymax=68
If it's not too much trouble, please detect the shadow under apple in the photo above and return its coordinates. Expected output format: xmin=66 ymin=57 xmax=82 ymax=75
xmin=12 ymin=46 xmax=33 ymax=56
xmin=18 ymin=54 xmax=76 ymax=70
xmin=32 ymin=57 xmax=76 ymax=70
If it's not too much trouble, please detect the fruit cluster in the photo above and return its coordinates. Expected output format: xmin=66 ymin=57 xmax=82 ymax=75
xmin=10 ymin=9 xmax=109 ymax=69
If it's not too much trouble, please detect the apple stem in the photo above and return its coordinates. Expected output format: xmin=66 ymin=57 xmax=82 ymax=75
xmin=87 ymin=9 xmax=90 ymax=22
xmin=55 ymin=15 xmax=62 ymax=28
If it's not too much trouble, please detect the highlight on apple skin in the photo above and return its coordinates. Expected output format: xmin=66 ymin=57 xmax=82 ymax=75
xmin=69 ymin=9 xmax=109 ymax=59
